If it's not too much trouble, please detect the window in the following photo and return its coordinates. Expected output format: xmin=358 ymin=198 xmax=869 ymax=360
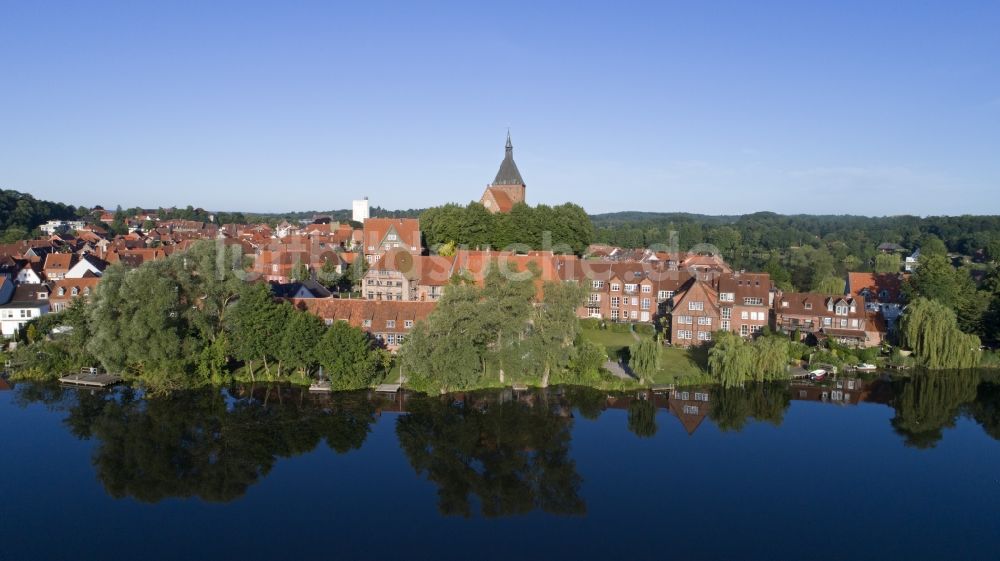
xmin=611 ymin=296 xmax=620 ymax=308
xmin=720 ymin=292 xmax=734 ymax=302
xmin=324 ymin=319 xmax=333 ymax=326
xmin=721 ymin=308 xmax=731 ymax=319
xmin=386 ymin=333 xmax=397 ymax=345
xmin=678 ymin=315 xmax=693 ymax=324
xmin=641 ymin=298 xmax=650 ymax=310
xmin=362 ymin=319 xmax=372 ymax=327
xmin=850 ymin=319 xmax=858 ymax=328
xmin=58 ymin=287 xmax=65 ymax=296
xmin=641 ymin=285 xmax=651 ymax=293
xmin=589 ymin=293 xmax=601 ymax=303
xmin=610 ymin=310 xmax=619 ymax=321
xmin=631 ymin=297 xmax=638 ymax=306
xmin=840 ymin=319 xmax=848 ymax=328
xmin=698 ymin=316 xmax=712 ymax=326
xmin=404 ymin=320 xmax=414 ymax=329
xmin=694 ymin=392 xmax=709 ymax=402
xmin=804 ymin=302 xmax=812 ymax=310
xmin=698 ymin=331 xmax=711 ymax=341
xmin=631 ymin=310 xmax=638 ymax=319
xmin=740 ymin=324 xmax=750 ymax=336
xmin=721 ymin=319 xmax=730 ymax=330
xmin=592 ymin=280 xmax=605 ymax=290
xmin=678 ymin=330 xmax=693 ymax=339
xmin=610 ymin=283 xmax=620 ymax=292
xmin=386 ymin=320 xmax=396 ymax=329
xmin=683 ymin=405 xmax=699 ymax=415
xmin=823 ymin=317 xmax=832 ymax=326
xmin=625 ymin=283 xmax=637 ymax=293
xmin=387 ymin=233 xmax=397 ymax=241
xmin=835 ymin=305 xmax=848 ymax=316
xmin=71 ymin=287 xmax=79 ymax=296
xmin=396 ymin=334 xmax=405 ymax=344
xmin=743 ymin=297 xmax=763 ymax=306
xmin=741 ymin=311 xmax=749 ymax=320
xmin=688 ymin=301 xmax=704 ymax=311
xmin=588 ymin=307 xmax=601 ymax=318
xmin=657 ymin=290 xmax=668 ymax=300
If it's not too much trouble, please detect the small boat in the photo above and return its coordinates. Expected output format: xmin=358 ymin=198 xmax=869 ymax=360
xmin=854 ymin=363 xmax=877 ymax=372
xmin=809 ymin=369 xmax=827 ymax=381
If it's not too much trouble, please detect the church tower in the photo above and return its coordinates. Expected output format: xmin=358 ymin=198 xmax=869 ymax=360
xmin=480 ymin=131 xmax=526 ymax=213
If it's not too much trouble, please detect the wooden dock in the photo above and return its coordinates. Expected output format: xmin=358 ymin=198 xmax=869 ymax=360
xmin=58 ymin=372 xmax=122 ymax=388
xmin=374 ymin=383 xmax=401 ymax=394
xmin=308 ymin=381 xmax=332 ymax=393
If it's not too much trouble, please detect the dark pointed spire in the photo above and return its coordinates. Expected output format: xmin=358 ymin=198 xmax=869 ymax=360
xmin=493 ymin=130 xmax=524 ymax=186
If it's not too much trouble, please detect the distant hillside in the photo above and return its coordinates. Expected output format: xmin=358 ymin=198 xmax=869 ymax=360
xmin=0 ymin=189 xmax=80 ymax=239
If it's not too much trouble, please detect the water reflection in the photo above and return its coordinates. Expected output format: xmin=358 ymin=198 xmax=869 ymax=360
xmin=397 ymin=390 xmax=584 ymax=517
xmin=6 ymin=370 xmax=1000 ymax=511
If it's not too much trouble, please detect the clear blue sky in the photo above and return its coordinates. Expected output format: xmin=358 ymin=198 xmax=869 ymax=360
xmin=2 ymin=0 xmax=998 ymax=215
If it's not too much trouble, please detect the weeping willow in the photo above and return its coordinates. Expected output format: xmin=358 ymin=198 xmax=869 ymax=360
xmin=708 ymin=332 xmax=790 ymax=387
xmin=900 ymin=298 xmax=981 ymax=369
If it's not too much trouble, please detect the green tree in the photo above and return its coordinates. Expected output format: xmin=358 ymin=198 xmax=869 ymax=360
xmin=317 ymin=321 xmax=381 ymax=389
xmin=899 ymin=298 xmax=981 ymax=369
xmin=278 ymin=308 xmax=326 ymax=377
xmin=628 ymin=338 xmax=660 ymax=383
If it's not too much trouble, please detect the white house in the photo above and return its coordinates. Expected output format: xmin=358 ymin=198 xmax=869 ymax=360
xmin=65 ymin=254 xmax=107 ymax=278
xmin=904 ymin=248 xmax=920 ymax=272
xmin=15 ymin=263 xmax=43 ymax=284
xmin=1 ymin=284 xmax=50 ymax=338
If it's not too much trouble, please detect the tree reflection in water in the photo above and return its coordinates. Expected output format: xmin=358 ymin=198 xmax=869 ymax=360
xmin=7 ymin=371 xmax=1000 ymax=509
xmin=14 ymin=384 xmax=376 ymax=503
xmin=395 ymin=390 xmax=586 ymax=518
xmin=889 ymin=370 xmax=983 ymax=448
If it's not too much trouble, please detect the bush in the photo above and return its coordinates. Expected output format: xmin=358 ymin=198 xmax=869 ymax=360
xmin=579 ymin=318 xmax=600 ymax=331
xmin=608 ymin=323 xmax=632 ymax=333
xmin=634 ymin=324 xmax=654 ymax=336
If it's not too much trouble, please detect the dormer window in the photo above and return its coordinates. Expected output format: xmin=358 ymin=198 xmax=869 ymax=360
xmin=835 ymin=304 xmax=848 ymax=315
xmin=71 ymin=287 xmax=79 ymax=296
xmin=386 ymin=320 xmax=396 ymax=329
xmin=804 ymin=302 xmax=812 ymax=310
xmin=58 ymin=287 xmax=66 ymax=296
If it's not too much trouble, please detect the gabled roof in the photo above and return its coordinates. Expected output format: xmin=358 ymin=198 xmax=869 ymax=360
xmin=846 ymin=272 xmax=905 ymax=303
xmin=492 ymin=131 xmax=525 ymax=186
xmin=6 ymin=283 xmax=50 ymax=305
xmin=43 ymin=252 xmax=77 ymax=272
xmin=671 ymin=278 xmax=721 ymax=316
xmin=50 ymin=277 xmax=101 ymax=301
xmin=294 ymin=299 xmax=436 ymax=335
xmin=482 ymin=187 xmax=516 ymax=213
xmin=362 ymin=218 xmax=421 ymax=252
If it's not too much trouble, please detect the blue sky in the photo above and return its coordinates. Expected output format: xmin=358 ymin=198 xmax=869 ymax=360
xmin=1 ymin=0 xmax=998 ymax=215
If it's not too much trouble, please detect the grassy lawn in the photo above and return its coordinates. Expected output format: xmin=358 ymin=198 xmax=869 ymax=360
xmin=579 ymin=325 xmax=636 ymax=359
xmin=652 ymin=347 xmax=713 ymax=385
xmin=580 ymin=323 xmax=713 ymax=386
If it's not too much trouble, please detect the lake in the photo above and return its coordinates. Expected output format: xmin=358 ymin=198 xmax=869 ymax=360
xmin=1 ymin=372 xmax=998 ymax=561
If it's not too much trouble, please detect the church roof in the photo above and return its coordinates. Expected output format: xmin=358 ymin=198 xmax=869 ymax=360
xmin=492 ymin=131 xmax=525 ymax=186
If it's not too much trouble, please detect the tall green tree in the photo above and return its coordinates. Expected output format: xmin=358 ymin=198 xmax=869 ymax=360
xmin=899 ymin=298 xmax=981 ymax=369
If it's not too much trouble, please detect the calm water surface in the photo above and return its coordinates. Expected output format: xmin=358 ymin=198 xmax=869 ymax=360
xmin=1 ymin=372 xmax=999 ymax=561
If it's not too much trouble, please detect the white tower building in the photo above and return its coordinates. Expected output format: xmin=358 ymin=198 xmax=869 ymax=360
xmin=352 ymin=197 xmax=370 ymax=223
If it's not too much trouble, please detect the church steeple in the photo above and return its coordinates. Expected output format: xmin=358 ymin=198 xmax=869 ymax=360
xmin=493 ymin=130 xmax=524 ymax=186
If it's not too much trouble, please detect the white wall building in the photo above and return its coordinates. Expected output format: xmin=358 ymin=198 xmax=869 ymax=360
xmin=352 ymin=197 xmax=370 ymax=223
